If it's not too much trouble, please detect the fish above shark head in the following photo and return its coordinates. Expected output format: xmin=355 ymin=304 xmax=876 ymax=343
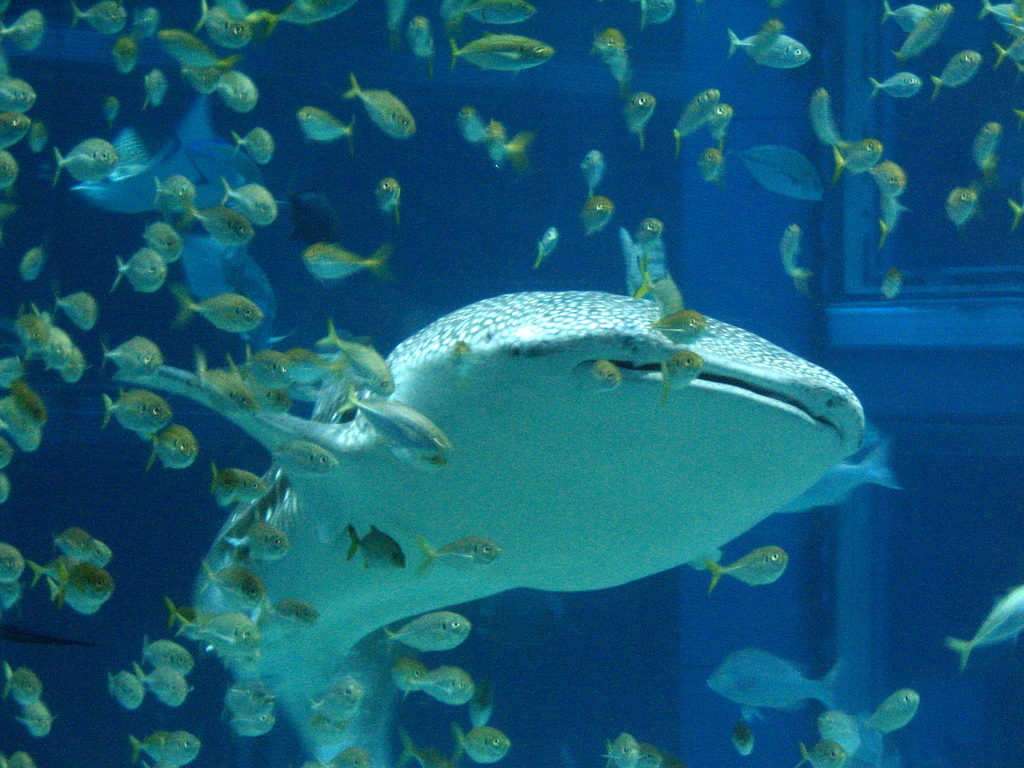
xmin=116 ymin=290 xmax=864 ymax=762
xmin=71 ymin=96 xmax=262 ymax=214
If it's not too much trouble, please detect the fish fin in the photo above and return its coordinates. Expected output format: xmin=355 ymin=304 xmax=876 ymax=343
xmin=111 ymin=128 xmax=152 ymax=176
xmin=346 ymin=523 xmax=360 ymax=561
xmin=398 ymin=727 xmax=417 ymax=768
xmin=101 ymin=393 xmax=115 ymax=428
xmin=994 ymin=42 xmax=1008 ymax=70
xmin=413 ymin=534 xmax=436 ymax=576
xmin=451 ymin=722 xmax=467 ymax=762
xmin=740 ymin=705 xmax=761 ymax=721
xmin=164 ymin=595 xmax=189 ymax=632
xmin=129 ymin=734 xmax=142 ymax=763
xmin=830 ymin=146 xmax=844 ymax=185
xmin=448 ymin=37 xmax=460 ymax=70
xmin=944 ymin=636 xmax=973 ymax=673
xmin=170 ymin=284 xmax=195 ymax=327
xmin=345 ymin=118 xmax=356 ymax=156
xmin=176 ymin=95 xmax=219 ymax=152
xmin=46 ymin=575 xmax=65 ymax=609
xmin=703 ymin=559 xmax=725 ymax=593
xmin=111 ymin=256 xmax=125 ymax=293
xmin=366 ymin=243 xmax=395 ymax=280
xmin=860 ymin=439 xmax=902 ymax=490
xmin=343 ymin=72 xmax=360 ymax=99
xmin=51 ymin=147 xmax=63 ymax=187
xmin=727 ymin=29 xmax=742 ymax=57
xmin=1009 ymin=198 xmax=1023 ymax=232
xmin=195 ymin=0 xmax=210 ymax=32
xmin=26 ymin=559 xmax=45 ymax=588
xmin=816 ymin=658 xmax=842 ymax=709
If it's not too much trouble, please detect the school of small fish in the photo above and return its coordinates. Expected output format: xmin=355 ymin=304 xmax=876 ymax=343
xmin=0 ymin=0 xmax=1012 ymax=766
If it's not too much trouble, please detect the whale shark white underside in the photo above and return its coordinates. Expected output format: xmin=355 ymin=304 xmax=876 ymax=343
xmin=117 ymin=290 xmax=864 ymax=762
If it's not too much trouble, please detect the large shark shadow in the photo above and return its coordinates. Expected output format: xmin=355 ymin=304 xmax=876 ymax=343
xmin=118 ymin=290 xmax=864 ymax=762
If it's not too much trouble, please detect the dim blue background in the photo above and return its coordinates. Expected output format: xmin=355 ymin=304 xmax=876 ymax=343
xmin=0 ymin=1 xmax=1022 ymax=767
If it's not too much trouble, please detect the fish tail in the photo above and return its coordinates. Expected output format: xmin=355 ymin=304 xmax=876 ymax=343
xmin=26 ymin=559 xmax=45 ymax=588
xmin=878 ymin=219 xmax=890 ymax=249
xmin=703 ymin=559 xmax=725 ymax=593
xmin=129 ymin=735 xmax=142 ymax=764
xmin=868 ymin=77 xmax=881 ymax=98
xmin=979 ymin=0 xmax=992 ymax=19
xmin=830 ymin=145 xmax=845 ymax=186
xmin=111 ymin=255 xmax=125 ymax=292
xmin=145 ymin=440 xmax=158 ymax=472
xmin=2 ymin=661 xmax=11 ymax=697
xmin=194 ymin=0 xmax=210 ymax=33
xmin=343 ymin=72 xmax=360 ymax=100
xmin=944 ymin=636 xmax=974 ymax=673
xmin=533 ymin=246 xmax=544 ymax=269
xmin=817 ymin=658 xmax=841 ymax=708
xmin=427 ymin=57 xmax=434 ymax=80
xmin=862 ymin=439 xmax=902 ymax=489
xmin=398 ymin=728 xmax=417 ymax=768
xmin=413 ymin=534 xmax=436 ymax=576
xmin=795 ymin=742 xmax=810 ymax=768
xmin=507 ymin=131 xmax=534 ymax=174
xmin=101 ymin=393 xmax=115 ymax=429
xmin=727 ymin=29 xmax=742 ymax=58
xmin=994 ymin=42 xmax=1008 ymax=70
xmin=1009 ymin=198 xmax=1023 ymax=231
xmin=230 ymin=130 xmax=243 ymax=151
xmin=366 ymin=243 xmax=395 ymax=280
xmin=929 ymin=75 xmax=942 ymax=101
xmin=638 ymin=130 xmax=645 ymax=152
xmin=346 ymin=523 xmax=360 ymax=561
xmin=164 ymin=595 xmax=183 ymax=630
xmin=170 ymin=284 xmax=195 ymax=327
xmin=69 ymin=0 xmax=81 ymax=27
xmin=632 ymin=255 xmax=652 ymax=300
xmin=451 ymin=722 xmax=467 ymax=762
xmin=51 ymin=147 xmax=63 ymax=187
xmin=880 ymin=0 xmax=893 ymax=23
xmin=673 ymin=128 xmax=682 ymax=160
xmin=46 ymin=575 xmax=65 ymax=609
xmin=345 ymin=118 xmax=356 ymax=156
xmin=448 ymin=37 xmax=460 ymax=70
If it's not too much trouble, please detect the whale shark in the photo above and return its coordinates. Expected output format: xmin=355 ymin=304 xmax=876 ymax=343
xmin=117 ymin=290 xmax=863 ymax=761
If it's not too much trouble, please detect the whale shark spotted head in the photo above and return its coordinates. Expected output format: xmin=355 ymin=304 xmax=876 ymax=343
xmin=119 ymin=290 xmax=863 ymax=761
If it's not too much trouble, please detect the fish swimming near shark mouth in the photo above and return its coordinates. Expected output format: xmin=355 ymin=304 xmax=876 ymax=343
xmin=116 ymin=290 xmax=864 ymax=762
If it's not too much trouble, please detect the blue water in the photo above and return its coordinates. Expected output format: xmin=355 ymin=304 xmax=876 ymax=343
xmin=1 ymin=1 xmax=1023 ymax=767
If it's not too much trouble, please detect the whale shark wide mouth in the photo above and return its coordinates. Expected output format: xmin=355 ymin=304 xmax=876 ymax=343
xmin=595 ymin=357 xmax=851 ymax=439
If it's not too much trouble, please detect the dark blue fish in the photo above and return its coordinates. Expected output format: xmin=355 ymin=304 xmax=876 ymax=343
xmin=288 ymin=190 xmax=339 ymax=245
xmin=179 ymin=234 xmax=277 ymax=347
xmin=71 ymin=95 xmax=262 ymax=213
xmin=734 ymin=145 xmax=824 ymax=201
